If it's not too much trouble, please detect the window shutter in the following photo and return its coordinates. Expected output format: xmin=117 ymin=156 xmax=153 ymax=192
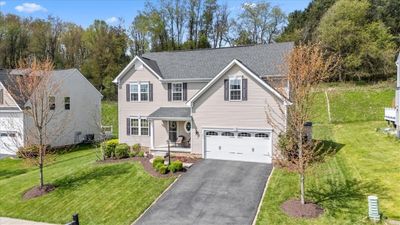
xmin=224 ymin=79 xmax=229 ymax=101
xmin=242 ymin=79 xmax=248 ymax=101
xmin=168 ymin=83 xmax=172 ymax=101
xmin=126 ymin=84 xmax=130 ymax=102
xmin=0 ymin=89 xmax=3 ymax=104
xmin=183 ymin=83 xmax=187 ymax=101
xmin=127 ymin=118 xmax=131 ymax=135
xmin=149 ymin=83 xmax=153 ymax=101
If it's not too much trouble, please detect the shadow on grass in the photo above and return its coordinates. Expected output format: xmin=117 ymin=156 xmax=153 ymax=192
xmin=307 ymin=178 xmax=388 ymax=216
xmin=312 ymin=140 xmax=345 ymax=163
xmin=53 ymin=163 xmax=132 ymax=189
xmin=0 ymin=168 xmax=28 ymax=179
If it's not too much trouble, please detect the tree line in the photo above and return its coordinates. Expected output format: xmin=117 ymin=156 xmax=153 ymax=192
xmin=0 ymin=0 xmax=286 ymax=100
xmin=279 ymin=0 xmax=400 ymax=81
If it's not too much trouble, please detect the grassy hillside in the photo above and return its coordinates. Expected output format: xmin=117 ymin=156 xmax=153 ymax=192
xmin=257 ymin=82 xmax=400 ymax=224
xmin=102 ymin=101 xmax=118 ymax=137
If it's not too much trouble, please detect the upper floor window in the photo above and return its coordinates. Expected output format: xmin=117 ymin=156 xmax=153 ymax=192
xmin=130 ymin=82 xmax=149 ymax=102
xmin=49 ymin=96 xmax=55 ymax=110
xmin=64 ymin=97 xmax=70 ymax=110
xmin=229 ymin=77 xmax=242 ymax=101
xmin=172 ymin=83 xmax=183 ymax=101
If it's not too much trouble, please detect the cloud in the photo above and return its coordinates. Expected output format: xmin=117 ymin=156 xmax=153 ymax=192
xmin=15 ymin=3 xmax=47 ymax=13
xmin=106 ymin=17 xmax=118 ymax=24
xmin=0 ymin=1 xmax=6 ymax=6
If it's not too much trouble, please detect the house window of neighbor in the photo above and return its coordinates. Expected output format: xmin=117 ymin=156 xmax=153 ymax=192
xmin=130 ymin=83 xmax=149 ymax=102
xmin=64 ymin=97 xmax=70 ymax=110
xmin=229 ymin=77 xmax=242 ymax=101
xmin=49 ymin=96 xmax=55 ymax=110
xmin=141 ymin=119 xmax=149 ymax=135
xmin=131 ymin=118 xmax=139 ymax=135
xmin=172 ymin=83 xmax=183 ymax=101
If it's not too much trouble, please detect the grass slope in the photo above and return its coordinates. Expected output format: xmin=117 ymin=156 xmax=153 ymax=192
xmin=102 ymin=101 xmax=118 ymax=137
xmin=0 ymin=146 xmax=174 ymax=225
xmin=257 ymin=82 xmax=399 ymax=224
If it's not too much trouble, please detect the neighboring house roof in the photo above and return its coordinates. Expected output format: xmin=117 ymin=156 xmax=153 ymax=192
xmin=148 ymin=107 xmax=191 ymax=121
xmin=113 ymin=42 xmax=294 ymax=83
xmin=187 ymin=59 xmax=291 ymax=106
xmin=0 ymin=68 xmax=102 ymax=108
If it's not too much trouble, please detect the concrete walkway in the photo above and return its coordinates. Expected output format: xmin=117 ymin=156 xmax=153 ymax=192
xmin=134 ymin=159 xmax=273 ymax=225
xmin=0 ymin=217 xmax=58 ymax=225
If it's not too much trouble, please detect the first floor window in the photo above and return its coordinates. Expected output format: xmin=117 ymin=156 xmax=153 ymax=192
xmin=130 ymin=117 xmax=149 ymax=136
xmin=172 ymin=83 xmax=183 ymax=101
xmin=229 ymin=78 xmax=242 ymax=101
xmin=131 ymin=118 xmax=139 ymax=135
xmin=141 ymin=119 xmax=149 ymax=135
xmin=49 ymin=96 xmax=55 ymax=110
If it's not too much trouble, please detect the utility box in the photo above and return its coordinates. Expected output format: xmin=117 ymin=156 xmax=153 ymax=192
xmin=368 ymin=195 xmax=380 ymax=222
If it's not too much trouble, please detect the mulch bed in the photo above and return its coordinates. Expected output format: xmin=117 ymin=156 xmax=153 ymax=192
xmin=281 ymin=199 xmax=324 ymax=218
xmin=23 ymin=184 xmax=55 ymax=200
xmin=97 ymin=156 xmax=187 ymax=178
xmin=170 ymin=156 xmax=201 ymax=163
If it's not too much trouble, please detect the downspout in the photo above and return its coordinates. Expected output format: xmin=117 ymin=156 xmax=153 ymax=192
xmin=396 ymin=54 xmax=400 ymax=138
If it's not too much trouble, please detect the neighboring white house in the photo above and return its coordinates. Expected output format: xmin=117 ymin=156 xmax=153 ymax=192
xmin=384 ymin=53 xmax=400 ymax=137
xmin=0 ymin=69 xmax=103 ymax=155
xmin=113 ymin=43 xmax=293 ymax=164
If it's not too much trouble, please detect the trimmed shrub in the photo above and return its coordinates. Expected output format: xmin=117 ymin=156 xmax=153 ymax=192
xmin=128 ymin=151 xmax=137 ymax=158
xmin=169 ymin=160 xmax=183 ymax=173
xmin=158 ymin=164 xmax=169 ymax=174
xmin=132 ymin=143 xmax=141 ymax=152
xmin=155 ymin=163 xmax=164 ymax=172
xmin=137 ymin=151 xmax=145 ymax=157
xmin=103 ymin=139 xmax=118 ymax=158
xmin=115 ymin=143 xmax=129 ymax=159
xmin=152 ymin=157 xmax=164 ymax=168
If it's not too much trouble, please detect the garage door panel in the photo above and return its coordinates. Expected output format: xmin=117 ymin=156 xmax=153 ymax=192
xmin=205 ymin=130 xmax=272 ymax=163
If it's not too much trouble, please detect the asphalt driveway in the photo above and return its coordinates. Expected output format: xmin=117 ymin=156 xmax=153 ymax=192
xmin=134 ymin=159 xmax=273 ymax=225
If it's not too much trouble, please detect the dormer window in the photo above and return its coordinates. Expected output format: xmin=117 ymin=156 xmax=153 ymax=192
xmin=229 ymin=77 xmax=242 ymax=101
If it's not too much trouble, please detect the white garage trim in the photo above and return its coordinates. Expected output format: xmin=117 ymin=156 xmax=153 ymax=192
xmin=202 ymin=127 xmax=273 ymax=163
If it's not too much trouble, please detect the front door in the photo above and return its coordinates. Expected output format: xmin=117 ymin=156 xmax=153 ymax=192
xmin=169 ymin=121 xmax=177 ymax=142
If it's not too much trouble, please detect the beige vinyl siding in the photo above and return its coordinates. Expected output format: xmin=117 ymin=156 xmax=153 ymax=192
xmin=191 ymin=65 xmax=286 ymax=154
xmin=118 ymin=63 xmax=206 ymax=147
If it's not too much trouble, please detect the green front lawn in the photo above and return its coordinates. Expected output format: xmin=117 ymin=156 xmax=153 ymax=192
xmin=257 ymin=83 xmax=399 ymax=224
xmin=257 ymin=121 xmax=400 ymax=224
xmin=0 ymin=146 xmax=174 ymax=225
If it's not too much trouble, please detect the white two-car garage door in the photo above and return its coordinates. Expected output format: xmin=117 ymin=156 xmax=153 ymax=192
xmin=204 ymin=129 xmax=272 ymax=164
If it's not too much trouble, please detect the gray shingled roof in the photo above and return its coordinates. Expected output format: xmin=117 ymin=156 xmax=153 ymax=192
xmin=148 ymin=107 xmax=191 ymax=120
xmin=0 ymin=69 xmax=78 ymax=108
xmin=142 ymin=42 xmax=294 ymax=80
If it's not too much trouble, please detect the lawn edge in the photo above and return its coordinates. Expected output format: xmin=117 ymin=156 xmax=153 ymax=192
xmin=130 ymin=174 xmax=181 ymax=225
xmin=252 ymin=167 xmax=275 ymax=225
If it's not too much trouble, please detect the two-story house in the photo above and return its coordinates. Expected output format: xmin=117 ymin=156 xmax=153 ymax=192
xmin=113 ymin=43 xmax=293 ymax=164
xmin=0 ymin=69 xmax=102 ymax=155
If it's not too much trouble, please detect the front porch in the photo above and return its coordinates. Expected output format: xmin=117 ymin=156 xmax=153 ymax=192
xmin=148 ymin=107 xmax=192 ymax=153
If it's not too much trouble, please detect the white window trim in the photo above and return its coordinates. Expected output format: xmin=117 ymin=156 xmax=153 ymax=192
xmin=130 ymin=82 xmax=149 ymax=102
xmin=229 ymin=77 xmax=242 ymax=101
xmin=172 ymin=82 xmax=183 ymax=101
xmin=130 ymin=116 xmax=149 ymax=136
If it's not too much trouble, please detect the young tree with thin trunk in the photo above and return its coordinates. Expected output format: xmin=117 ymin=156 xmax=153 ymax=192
xmin=267 ymin=43 xmax=338 ymax=205
xmin=8 ymin=58 xmax=65 ymax=189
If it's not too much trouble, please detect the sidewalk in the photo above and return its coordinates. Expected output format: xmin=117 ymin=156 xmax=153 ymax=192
xmin=0 ymin=217 xmax=58 ymax=225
